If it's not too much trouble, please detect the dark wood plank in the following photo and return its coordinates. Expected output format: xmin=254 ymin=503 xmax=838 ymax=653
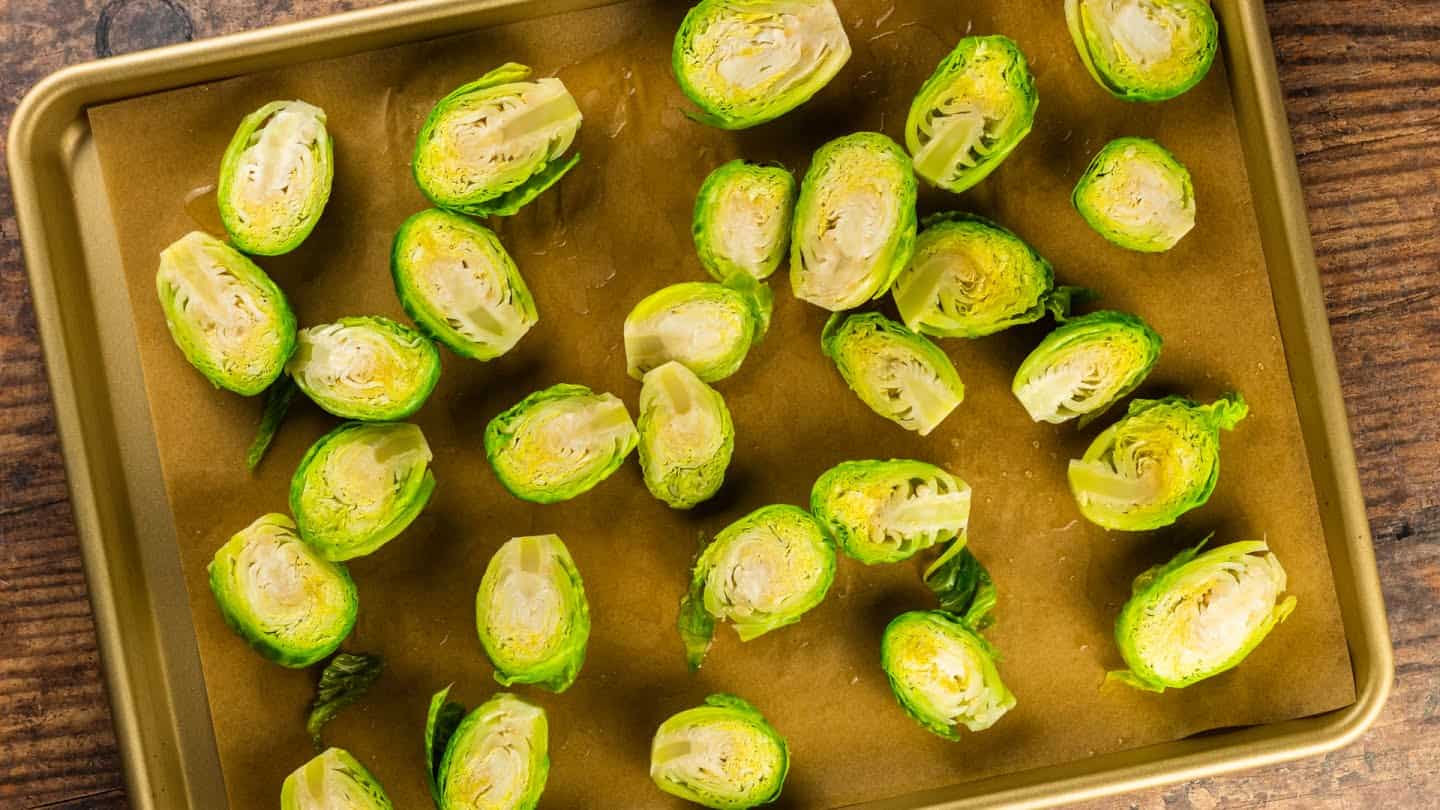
xmin=0 ymin=1 xmax=1435 ymax=807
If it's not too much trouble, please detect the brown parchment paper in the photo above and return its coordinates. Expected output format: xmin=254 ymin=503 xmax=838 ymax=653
xmin=87 ymin=1 xmax=1355 ymax=807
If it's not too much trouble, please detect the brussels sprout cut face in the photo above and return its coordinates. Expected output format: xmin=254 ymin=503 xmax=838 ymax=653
xmin=207 ymin=513 xmax=357 ymax=668
xmin=791 ymin=132 xmax=918 ymax=311
xmin=650 ymin=694 xmax=789 ymax=810
xmin=672 ymin=0 xmax=851 ymax=129
xmin=287 ymin=316 xmax=441 ymax=421
xmin=1112 ymin=541 xmax=1295 ymax=692
xmin=811 ymin=460 xmax=972 ymax=564
xmin=429 ymin=689 xmax=549 ymax=810
xmin=281 ymin=747 xmax=393 ymax=810
xmin=414 ymin=63 xmax=583 ymax=218
xmin=822 ymin=313 xmax=964 ymax=436
xmin=1012 ymin=311 xmax=1162 ymax=425
xmin=290 ymin=422 xmax=436 ymax=561
xmin=639 ymin=362 xmax=735 ymax=509
xmin=218 ymin=100 xmax=334 ymax=256
xmin=392 ymin=209 xmax=539 ymax=360
xmin=1065 ymin=0 xmax=1219 ymax=102
xmin=475 ymin=535 xmax=591 ymax=693
xmin=905 ymin=36 xmax=1038 ymax=194
xmin=693 ymin=161 xmax=796 ymax=281
xmin=1069 ymin=393 xmax=1248 ymax=531
xmin=156 ymin=231 xmax=297 ymax=396
xmin=882 ymin=611 xmax=1016 ymax=739
xmin=678 ymin=505 xmax=835 ymax=669
xmin=624 ymin=278 xmax=772 ymax=382
xmin=1073 ymin=137 xmax=1195 ymax=252
xmin=893 ymin=213 xmax=1066 ymax=338
xmin=484 ymin=384 xmax=638 ymax=503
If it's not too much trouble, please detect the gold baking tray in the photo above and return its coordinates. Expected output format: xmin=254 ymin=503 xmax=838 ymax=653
xmin=8 ymin=0 xmax=1392 ymax=807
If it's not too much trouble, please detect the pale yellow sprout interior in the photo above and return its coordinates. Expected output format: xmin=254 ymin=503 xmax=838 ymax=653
xmin=404 ymin=220 xmax=534 ymax=353
xmin=224 ymin=101 xmax=326 ymax=237
xmin=687 ymin=0 xmax=850 ymax=114
xmin=1080 ymin=0 xmax=1204 ymax=78
xmin=443 ymin=697 xmax=545 ymax=810
xmin=419 ymin=78 xmax=581 ymax=201
xmin=288 ymin=322 xmax=428 ymax=408
xmin=1016 ymin=332 xmax=1152 ymax=422
xmin=643 ymin=362 xmax=725 ymax=469
xmin=846 ymin=342 xmax=961 ymax=436
xmin=505 ymin=395 xmax=635 ymax=486
xmin=911 ymin=41 xmax=1027 ymax=184
xmin=231 ymin=518 xmax=349 ymax=640
xmin=626 ymin=298 xmax=748 ymax=376
xmin=889 ymin=620 xmax=1010 ymax=732
xmin=714 ymin=181 xmax=789 ymax=274
xmin=480 ymin=536 xmax=570 ymax=670
xmin=834 ymin=474 xmax=970 ymax=556
xmin=651 ymin=717 xmax=778 ymax=799
xmin=311 ymin=424 xmax=431 ymax=537
xmin=796 ymin=147 xmax=906 ymax=307
xmin=290 ymin=749 xmax=380 ymax=809
xmin=703 ymin=522 xmax=828 ymax=635
xmin=158 ymin=233 xmax=278 ymax=377
xmin=1089 ymin=144 xmax=1195 ymax=240
xmin=895 ymin=230 xmax=1027 ymax=329
xmin=1071 ymin=416 xmax=1205 ymax=509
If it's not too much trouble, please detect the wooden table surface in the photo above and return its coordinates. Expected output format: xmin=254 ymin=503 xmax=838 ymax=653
xmin=1 ymin=1 xmax=1435 ymax=808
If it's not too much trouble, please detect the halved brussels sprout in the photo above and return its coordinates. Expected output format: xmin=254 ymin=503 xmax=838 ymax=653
xmin=791 ymin=132 xmax=917 ymax=311
xmin=1012 ymin=310 xmax=1162 ymax=426
xmin=290 ymin=422 xmax=436 ymax=561
xmin=881 ymin=610 xmax=1016 ymax=739
xmin=892 ymin=213 xmax=1085 ymax=338
xmin=624 ymin=276 xmax=773 ymax=382
xmin=1073 ymin=137 xmax=1195 ymax=252
xmin=413 ymin=63 xmax=582 ymax=218
xmin=1069 ymin=393 xmax=1248 ymax=531
xmin=287 ymin=316 xmax=441 ymax=421
xmin=484 ymin=383 xmax=638 ymax=503
xmin=821 ymin=312 xmax=965 ymax=436
xmin=678 ymin=505 xmax=835 ymax=669
xmin=650 ymin=694 xmax=789 ymax=810
xmin=207 ymin=513 xmax=357 ymax=668
xmin=281 ymin=747 xmax=392 ymax=810
xmin=392 ymin=208 xmax=539 ymax=360
xmin=639 ymin=362 xmax=735 ymax=509
xmin=475 ymin=535 xmax=590 ymax=693
xmin=1111 ymin=540 xmax=1295 ymax=692
xmin=218 ymin=100 xmax=333 ymax=256
xmin=426 ymin=687 xmax=549 ymax=810
xmin=156 ymin=231 xmax=297 ymax=396
xmin=672 ymin=0 xmax=851 ymax=130
xmin=810 ymin=459 xmax=971 ymax=565
xmin=693 ymin=160 xmax=796 ymax=281
xmin=904 ymin=36 xmax=1038 ymax=194
xmin=1065 ymin=0 xmax=1219 ymax=102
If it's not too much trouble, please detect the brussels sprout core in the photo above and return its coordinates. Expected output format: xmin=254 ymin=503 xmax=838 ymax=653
xmin=904 ymin=36 xmax=1038 ymax=194
xmin=639 ymin=362 xmax=735 ymax=509
xmin=218 ymin=100 xmax=334 ymax=256
xmin=428 ymin=688 xmax=550 ymax=810
xmin=650 ymin=694 xmax=789 ymax=810
xmin=1012 ymin=310 xmax=1162 ymax=426
xmin=1065 ymin=0 xmax=1219 ymax=102
xmin=791 ymin=132 xmax=917 ymax=311
xmin=822 ymin=313 xmax=965 ymax=436
xmin=476 ymin=535 xmax=591 ymax=693
xmin=1073 ymin=137 xmax=1196 ymax=252
xmin=484 ymin=383 xmax=639 ymax=503
xmin=624 ymin=277 xmax=772 ymax=382
xmin=693 ymin=160 xmax=796 ymax=281
xmin=414 ymin=63 xmax=582 ymax=217
xmin=287 ymin=316 xmax=441 ymax=421
xmin=882 ymin=610 xmax=1016 ymax=739
xmin=207 ymin=513 xmax=357 ymax=668
xmin=281 ymin=747 xmax=393 ymax=810
xmin=672 ymin=0 xmax=851 ymax=129
xmin=811 ymin=459 xmax=971 ymax=564
xmin=1112 ymin=540 xmax=1295 ymax=692
xmin=392 ymin=209 xmax=539 ymax=360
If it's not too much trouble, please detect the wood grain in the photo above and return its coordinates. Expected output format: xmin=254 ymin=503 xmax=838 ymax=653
xmin=0 ymin=1 xmax=1435 ymax=807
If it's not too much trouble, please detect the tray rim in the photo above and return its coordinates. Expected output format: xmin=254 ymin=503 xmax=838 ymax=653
xmin=6 ymin=0 xmax=1393 ymax=808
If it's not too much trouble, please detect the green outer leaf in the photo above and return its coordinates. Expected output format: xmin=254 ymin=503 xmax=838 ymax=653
xmin=207 ymin=513 xmax=357 ymax=668
xmin=623 ymin=280 xmax=771 ymax=382
xmin=391 ymin=208 xmax=540 ymax=360
xmin=287 ymin=315 xmax=442 ymax=421
xmin=475 ymin=535 xmax=591 ymax=693
xmin=892 ymin=212 xmax=1062 ymax=338
xmin=280 ymin=747 xmax=393 ymax=810
xmin=650 ymin=693 xmax=789 ymax=809
xmin=791 ymin=132 xmax=918 ymax=311
xmin=677 ymin=570 xmax=717 ymax=672
xmin=436 ymin=692 xmax=549 ymax=810
xmin=1111 ymin=540 xmax=1296 ymax=691
xmin=306 ymin=653 xmax=384 ymax=751
xmin=809 ymin=459 xmax=971 ymax=564
xmin=639 ymin=362 xmax=736 ymax=509
xmin=483 ymin=383 xmax=639 ymax=503
xmin=156 ymin=231 xmax=298 ymax=396
xmin=903 ymin=36 xmax=1037 ymax=193
xmin=1068 ymin=393 xmax=1248 ymax=531
xmin=290 ymin=421 xmax=437 ymax=561
xmin=821 ymin=312 xmax=965 ymax=436
xmin=923 ymin=544 xmax=996 ymax=630
xmin=1064 ymin=0 xmax=1219 ymax=103
xmin=247 ymin=376 xmax=299 ymax=470
xmin=671 ymin=0 xmax=851 ymax=129
xmin=1072 ymin=136 xmax=1196 ymax=252
xmin=881 ymin=610 xmax=1016 ymax=739
xmin=218 ymin=100 xmax=334 ymax=256
xmin=1011 ymin=310 xmax=1162 ymax=426
xmin=424 ymin=686 xmax=467 ymax=809
xmin=693 ymin=160 xmax=796 ymax=281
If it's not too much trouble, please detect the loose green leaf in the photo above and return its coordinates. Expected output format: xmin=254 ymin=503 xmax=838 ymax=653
xmin=306 ymin=652 xmax=384 ymax=751
xmin=246 ymin=375 xmax=298 ymax=470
